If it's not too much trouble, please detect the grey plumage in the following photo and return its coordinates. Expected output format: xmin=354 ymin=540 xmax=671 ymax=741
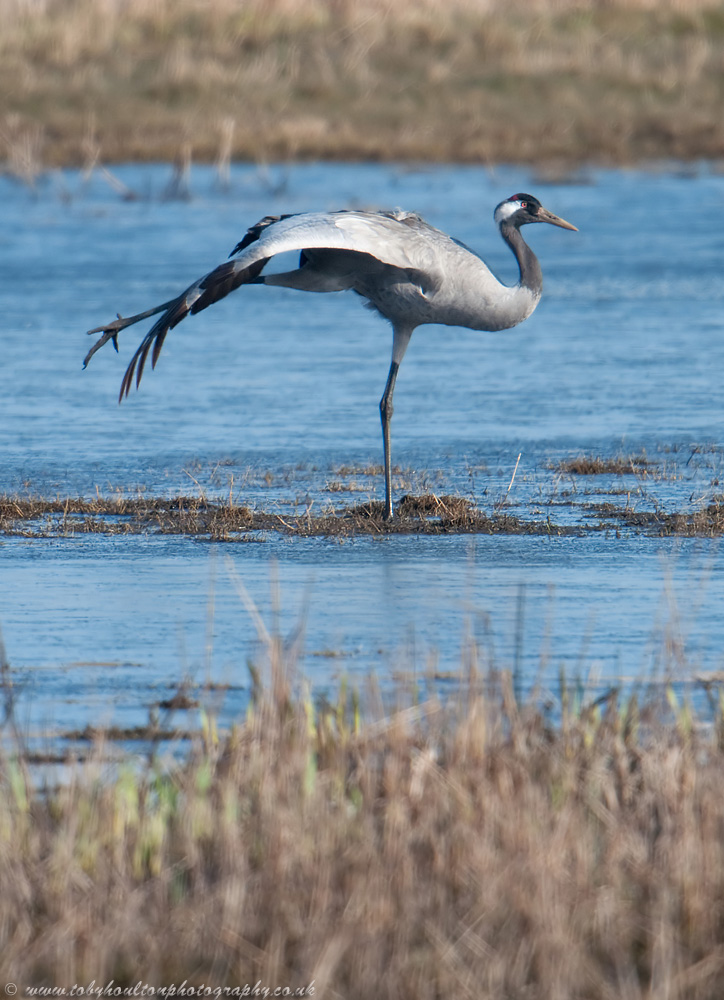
xmin=84 ymin=194 xmax=577 ymax=519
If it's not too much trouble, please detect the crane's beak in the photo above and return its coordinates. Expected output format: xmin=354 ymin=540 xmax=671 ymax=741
xmin=538 ymin=207 xmax=578 ymax=231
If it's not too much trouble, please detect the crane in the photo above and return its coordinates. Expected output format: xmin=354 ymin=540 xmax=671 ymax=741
xmin=84 ymin=193 xmax=577 ymax=519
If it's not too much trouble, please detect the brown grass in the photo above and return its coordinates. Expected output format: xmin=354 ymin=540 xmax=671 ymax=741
xmin=556 ymin=452 xmax=655 ymax=475
xmin=2 ymin=645 xmax=724 ymax=994
xmin=8 ymin=489 xmax=724 ymax=536
xmin=3 ymin=0 xmax=724 ymax=168
xmin=592 ymin=496 xmax=724 ymax=536
xmin=0 ymin=492 xmax=576 ymax=538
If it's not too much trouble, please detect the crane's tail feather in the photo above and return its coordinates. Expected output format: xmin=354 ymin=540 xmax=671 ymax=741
xmin=83 ymin=255 xmax=270 ymax=402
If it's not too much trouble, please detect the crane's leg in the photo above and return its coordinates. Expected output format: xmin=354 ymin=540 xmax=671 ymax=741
xmin=379 ymin=327 xmax=412 ymax=520
xmin=380 ymin=361 xmax=399 ymax=520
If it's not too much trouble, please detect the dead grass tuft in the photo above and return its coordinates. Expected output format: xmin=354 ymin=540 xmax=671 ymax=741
xmin=397 ymin=492 xmax=474 ymax=521
xmin=557 ymin=452 xmax=655 ymax=475
xmin=592 ymin=495 xmax=724 ymax=536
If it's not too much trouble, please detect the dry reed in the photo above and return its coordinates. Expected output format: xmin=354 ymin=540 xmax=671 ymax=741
xmin=2 ymin=0 xmax=724 ymax=167
xmin=2 ymin=632 xmax=724 ymax=995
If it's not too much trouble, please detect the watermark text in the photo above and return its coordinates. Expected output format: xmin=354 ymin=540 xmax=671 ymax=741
xmin=17 ymin=983 xmax=314 ymax=1000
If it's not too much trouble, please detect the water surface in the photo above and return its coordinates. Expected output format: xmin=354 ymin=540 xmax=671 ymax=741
xmin=2 ymin=162 xmax=724 ymax=744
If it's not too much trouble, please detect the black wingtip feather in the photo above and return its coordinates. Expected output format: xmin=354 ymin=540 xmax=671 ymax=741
xmin=136 ymin=340 xmax=153 ymax=388
xmin=229 ymin=213 xmax=294 ymax=257
xmin=151 ymin=329 xmax=169 ymax=368
xmin=114 ymin=251 xmax=272 ymax=401
xmin=119 ymin=363 xmax=133 ymax=402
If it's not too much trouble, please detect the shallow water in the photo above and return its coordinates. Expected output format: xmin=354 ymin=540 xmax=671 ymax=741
xmin=2 ymin=161 xmax=724 ymax=746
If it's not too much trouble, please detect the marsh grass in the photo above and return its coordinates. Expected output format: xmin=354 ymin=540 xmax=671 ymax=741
xmin=592 ymin=496 xmax=724 ymax=536
xmin=0 ymin=491 xmax=577 ymax=538
xmin=556 ymin=452 xmax=656 ymax=476
xmin=7 ymin=489 xmax=724 ymax=536
xmin=3 ymin=625 xmax=724 ymax=994
xmin=3 ymin=0 xmax=724 ymax=167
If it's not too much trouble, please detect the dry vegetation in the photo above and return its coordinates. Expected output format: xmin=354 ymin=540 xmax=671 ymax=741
xmin=2 ymin=0 xmax=724 ymax=168
xmin=591 ymin=497 xmax=724 ymax=536
xmin=556 ymin=452 xmax=655 ymax=476
xmin=3 ymin=644 xmax=724 ymax=996
xmin=0 ymin=491 xmax=575 ymax=537
xmin=7 ymin=487 xmax=724 ymax=537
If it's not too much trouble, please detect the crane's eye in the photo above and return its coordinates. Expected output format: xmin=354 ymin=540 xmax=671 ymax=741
xmin=519 ymin=201 xmax=527 ymax=208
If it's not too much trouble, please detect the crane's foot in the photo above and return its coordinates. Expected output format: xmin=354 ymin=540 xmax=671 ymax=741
xmin=83 ymin=318 xmax=124 ymax=368
xmin=83 ymin=298 xmax=177 ymax=370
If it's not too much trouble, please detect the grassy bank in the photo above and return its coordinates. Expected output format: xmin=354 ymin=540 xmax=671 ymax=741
xmin=2 ymin=647 xmax=724 ymax=995
xmin=2 ymin=0 xmax=724 ymax=170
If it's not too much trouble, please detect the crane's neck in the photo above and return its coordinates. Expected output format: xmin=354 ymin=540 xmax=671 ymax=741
xmin=499 ymin=221 xmax=542 ymax=297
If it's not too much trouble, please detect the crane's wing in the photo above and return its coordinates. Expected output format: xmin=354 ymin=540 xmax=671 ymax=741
xmin=84 ymin=209 xmax=451 ymax=401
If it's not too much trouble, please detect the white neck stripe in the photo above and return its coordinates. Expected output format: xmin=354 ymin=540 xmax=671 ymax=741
xmin=494 ymin=200 xmax=523 ymax=225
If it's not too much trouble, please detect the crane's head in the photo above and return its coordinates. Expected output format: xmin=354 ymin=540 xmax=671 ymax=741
xmin=494 ymin=193 xmax=577 ymax=232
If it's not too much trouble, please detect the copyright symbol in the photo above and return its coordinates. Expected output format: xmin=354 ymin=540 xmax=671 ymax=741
xmin=6 ymin=985 xmax=17 ymax=996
